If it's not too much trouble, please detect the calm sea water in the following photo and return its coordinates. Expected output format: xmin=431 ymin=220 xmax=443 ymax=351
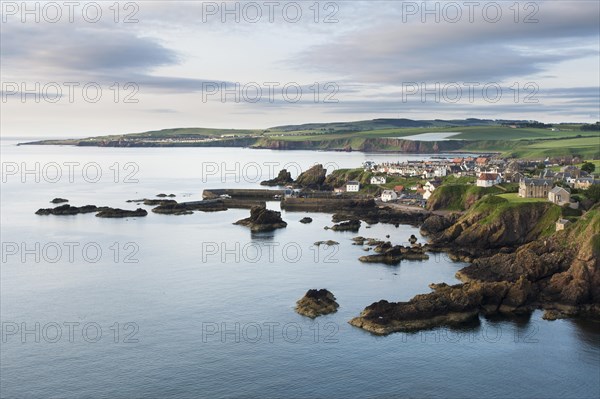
xmin=1 ymin=140 xmax=598 ymax=399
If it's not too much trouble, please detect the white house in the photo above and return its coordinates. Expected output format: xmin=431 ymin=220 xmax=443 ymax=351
xmin=370 ymin=176 xmax=387 ymax=185
xmin=346 ymin=181 xmax=360 ymax=192
xmin=434 ymin=167 xmax=448 ymax=177
xmin=422 ymin=170 xmax=435 ymax=179
xmin=381 ymin=190 xmax=398 ymax=202
xmin=476 ymin=173 xmax=501 ymax=187
xmin=423 ymin=181 xmax=441 ymax=200
xmin=548 ymin=186 xmax=570 ymax=205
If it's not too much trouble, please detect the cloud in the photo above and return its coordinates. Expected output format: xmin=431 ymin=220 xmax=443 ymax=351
xmin=294 ymin=1 xmax=600 ymax=84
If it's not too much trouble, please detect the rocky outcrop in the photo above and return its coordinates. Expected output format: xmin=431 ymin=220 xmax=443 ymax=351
xmin=152 ymin=200 xmax=227 ymax=215
xmin=349 ymin=282 xmax=510 ymax=334
xmin=314 ymin=240 xmax=339 ymax=246
xmin=156 ymin=193 xmax=176 ymax=198
xmin=359 ymin=244 xmax=429 ymax=265
xmin=299 ymin=217 xmax=313 ymax=224
xmin=351 ymin=206 xmax=599 ymax=334
xmin=96 ymin=208 xmax=148 ymax=218
xmin=456 ymin=207 xmax=600 ymax=314
xmin=332 ymin=206 xmax=429 ymax=226
xmin=50 ymin=198 xmax=68 ymax=204
xmin=426 ymin=196 xmax=560 ymax=257
xmin=420 ymin=213 xmax=460 ymax=235
xmin=36 ymin=204 xmax=147 ymax=218
xmin=326 ymin=219 xmax=361 ymax=232
xmin=260 ymin=169 xmax=294 ymax=186
xmin=294 ymin=164 xmax=327 ymax=189
xmin=127 ymin=198 xmax=178 ymax=206
xmin=282 ymin=198 xmax=375 ymax=212
xmin=295 ymin=289 xmax=339 ymax=318
xmin=36 ymin=204 xmax=102 ymax=215
xmin=234 ymin=206 xmax=287 ymax=232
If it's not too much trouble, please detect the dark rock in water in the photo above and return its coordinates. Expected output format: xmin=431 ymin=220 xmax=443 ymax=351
xmin=409 ymin=234 xmax=418 ymax=244
xmin=156 ymin=193 xmax=176 ymax=198
xmin=152 ymin=200 xmax=226 ymax=215
xmin=50 ymin=198 xmax=68 ymax=204
xmin=294 ymin=164 xmax=327 ymax=189
xmin=261 ymin=169 xmax=294 ymax=186
xmin=36 ymin=204 xmax=147 ymax=218
xmin=127 ymin=198 xmax=177 ymax=206
xmin=349 ymin=281 xmax=511 ymax=334
xmin=359 ymin=244 xmax=429 ymax=265
xmin=143 ymin=199 xmax=177 ymax=206
xmin=96 ymin=208 xmax=148 ymax=218
xmin=327 ymin=219 xmax=361 ymax=232
xmin=234 ymin=206 xmax=287 ymax=232
xmin=296 ymin=289 xmax=339 ymax=318
xmin=332 ymin=206 xmax=428 ymax=226
xmin=314 ymin=240 xmax=339 ymax=246
xmin=36 ymin=204 xmax=102 ymax=215
xmin=299 ymin=217 xmax=313 ymax=224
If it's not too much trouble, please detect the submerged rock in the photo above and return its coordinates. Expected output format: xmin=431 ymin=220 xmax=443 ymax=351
xmin=299 ymin=217 xmax=313 ymax=224
xmin=234 ymin=206 xmax=287 ymax=232
xmin=295 ymin=289 xmax=339 ymax=318
xmin=314 ymin=240 xmax=339 ymax=246
xmin=359 ymin=244 xmax=429 ymax=265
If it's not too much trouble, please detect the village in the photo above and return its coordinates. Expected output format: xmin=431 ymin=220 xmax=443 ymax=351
xmin=270 ymin=155 xmax=600 ymax=232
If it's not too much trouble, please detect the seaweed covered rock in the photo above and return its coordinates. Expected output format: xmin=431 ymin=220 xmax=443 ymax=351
xmin=296 ymin=289 xmax=339 ymax=318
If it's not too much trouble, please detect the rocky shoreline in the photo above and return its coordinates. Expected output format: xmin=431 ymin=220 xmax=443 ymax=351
xmin=350 ymin=203 xmax=600 ymax=334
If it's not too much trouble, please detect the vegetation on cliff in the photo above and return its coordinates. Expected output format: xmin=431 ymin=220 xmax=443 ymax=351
xmin=426 ymin=184 xmax=503 ymax=211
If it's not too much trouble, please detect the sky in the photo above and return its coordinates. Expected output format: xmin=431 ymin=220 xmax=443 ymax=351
xmin=1 ymin=0 xmax=599 ymax=138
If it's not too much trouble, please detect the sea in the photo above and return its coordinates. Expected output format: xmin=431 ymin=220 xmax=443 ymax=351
xmin=1 ymin=139 xmax=598 ymax=398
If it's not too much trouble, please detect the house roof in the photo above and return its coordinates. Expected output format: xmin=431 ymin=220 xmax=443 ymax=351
xmin=478 ymin=173 xmax=499 ymax=181
xmin=522 ymin=178 xmax=552 ymax=186
xmin=347 ymin=180 xmax=360 ymax=185
xmin=382 ymin=190 xmax=396 ymax=195
xmin=549 ymin=186 xmax=569 ymax=194
xmin=394 ymin=185 xmax=404 ymax=191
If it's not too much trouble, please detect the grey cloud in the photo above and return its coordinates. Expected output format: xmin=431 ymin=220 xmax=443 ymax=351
xmin=294 ymin=1 xmax=600 ymax=83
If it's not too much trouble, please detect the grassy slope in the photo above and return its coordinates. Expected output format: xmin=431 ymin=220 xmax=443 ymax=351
xmin=426 ymin=184 xmax=503 ymax=211
xmin=468 ymin=195 xmax=561 ymax=237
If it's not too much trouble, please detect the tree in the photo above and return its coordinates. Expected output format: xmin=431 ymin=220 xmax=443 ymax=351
xmin=581 ymin=162 xmax=596 ymax=174
xmin=586 ymin=184 xmax=600 ymax=203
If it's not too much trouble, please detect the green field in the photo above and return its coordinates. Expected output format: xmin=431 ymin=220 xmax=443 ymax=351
xmin=496 ymin=193 xmax=548 ymax=203
xmin=25 ymin=118 xmax=600 ymax=159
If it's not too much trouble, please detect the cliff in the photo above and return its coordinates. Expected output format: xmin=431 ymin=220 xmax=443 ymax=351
xmin=425 ymin=196 xmax=560 ymax=254
xmin=351 ymin=203 xmax=599 ymax=335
